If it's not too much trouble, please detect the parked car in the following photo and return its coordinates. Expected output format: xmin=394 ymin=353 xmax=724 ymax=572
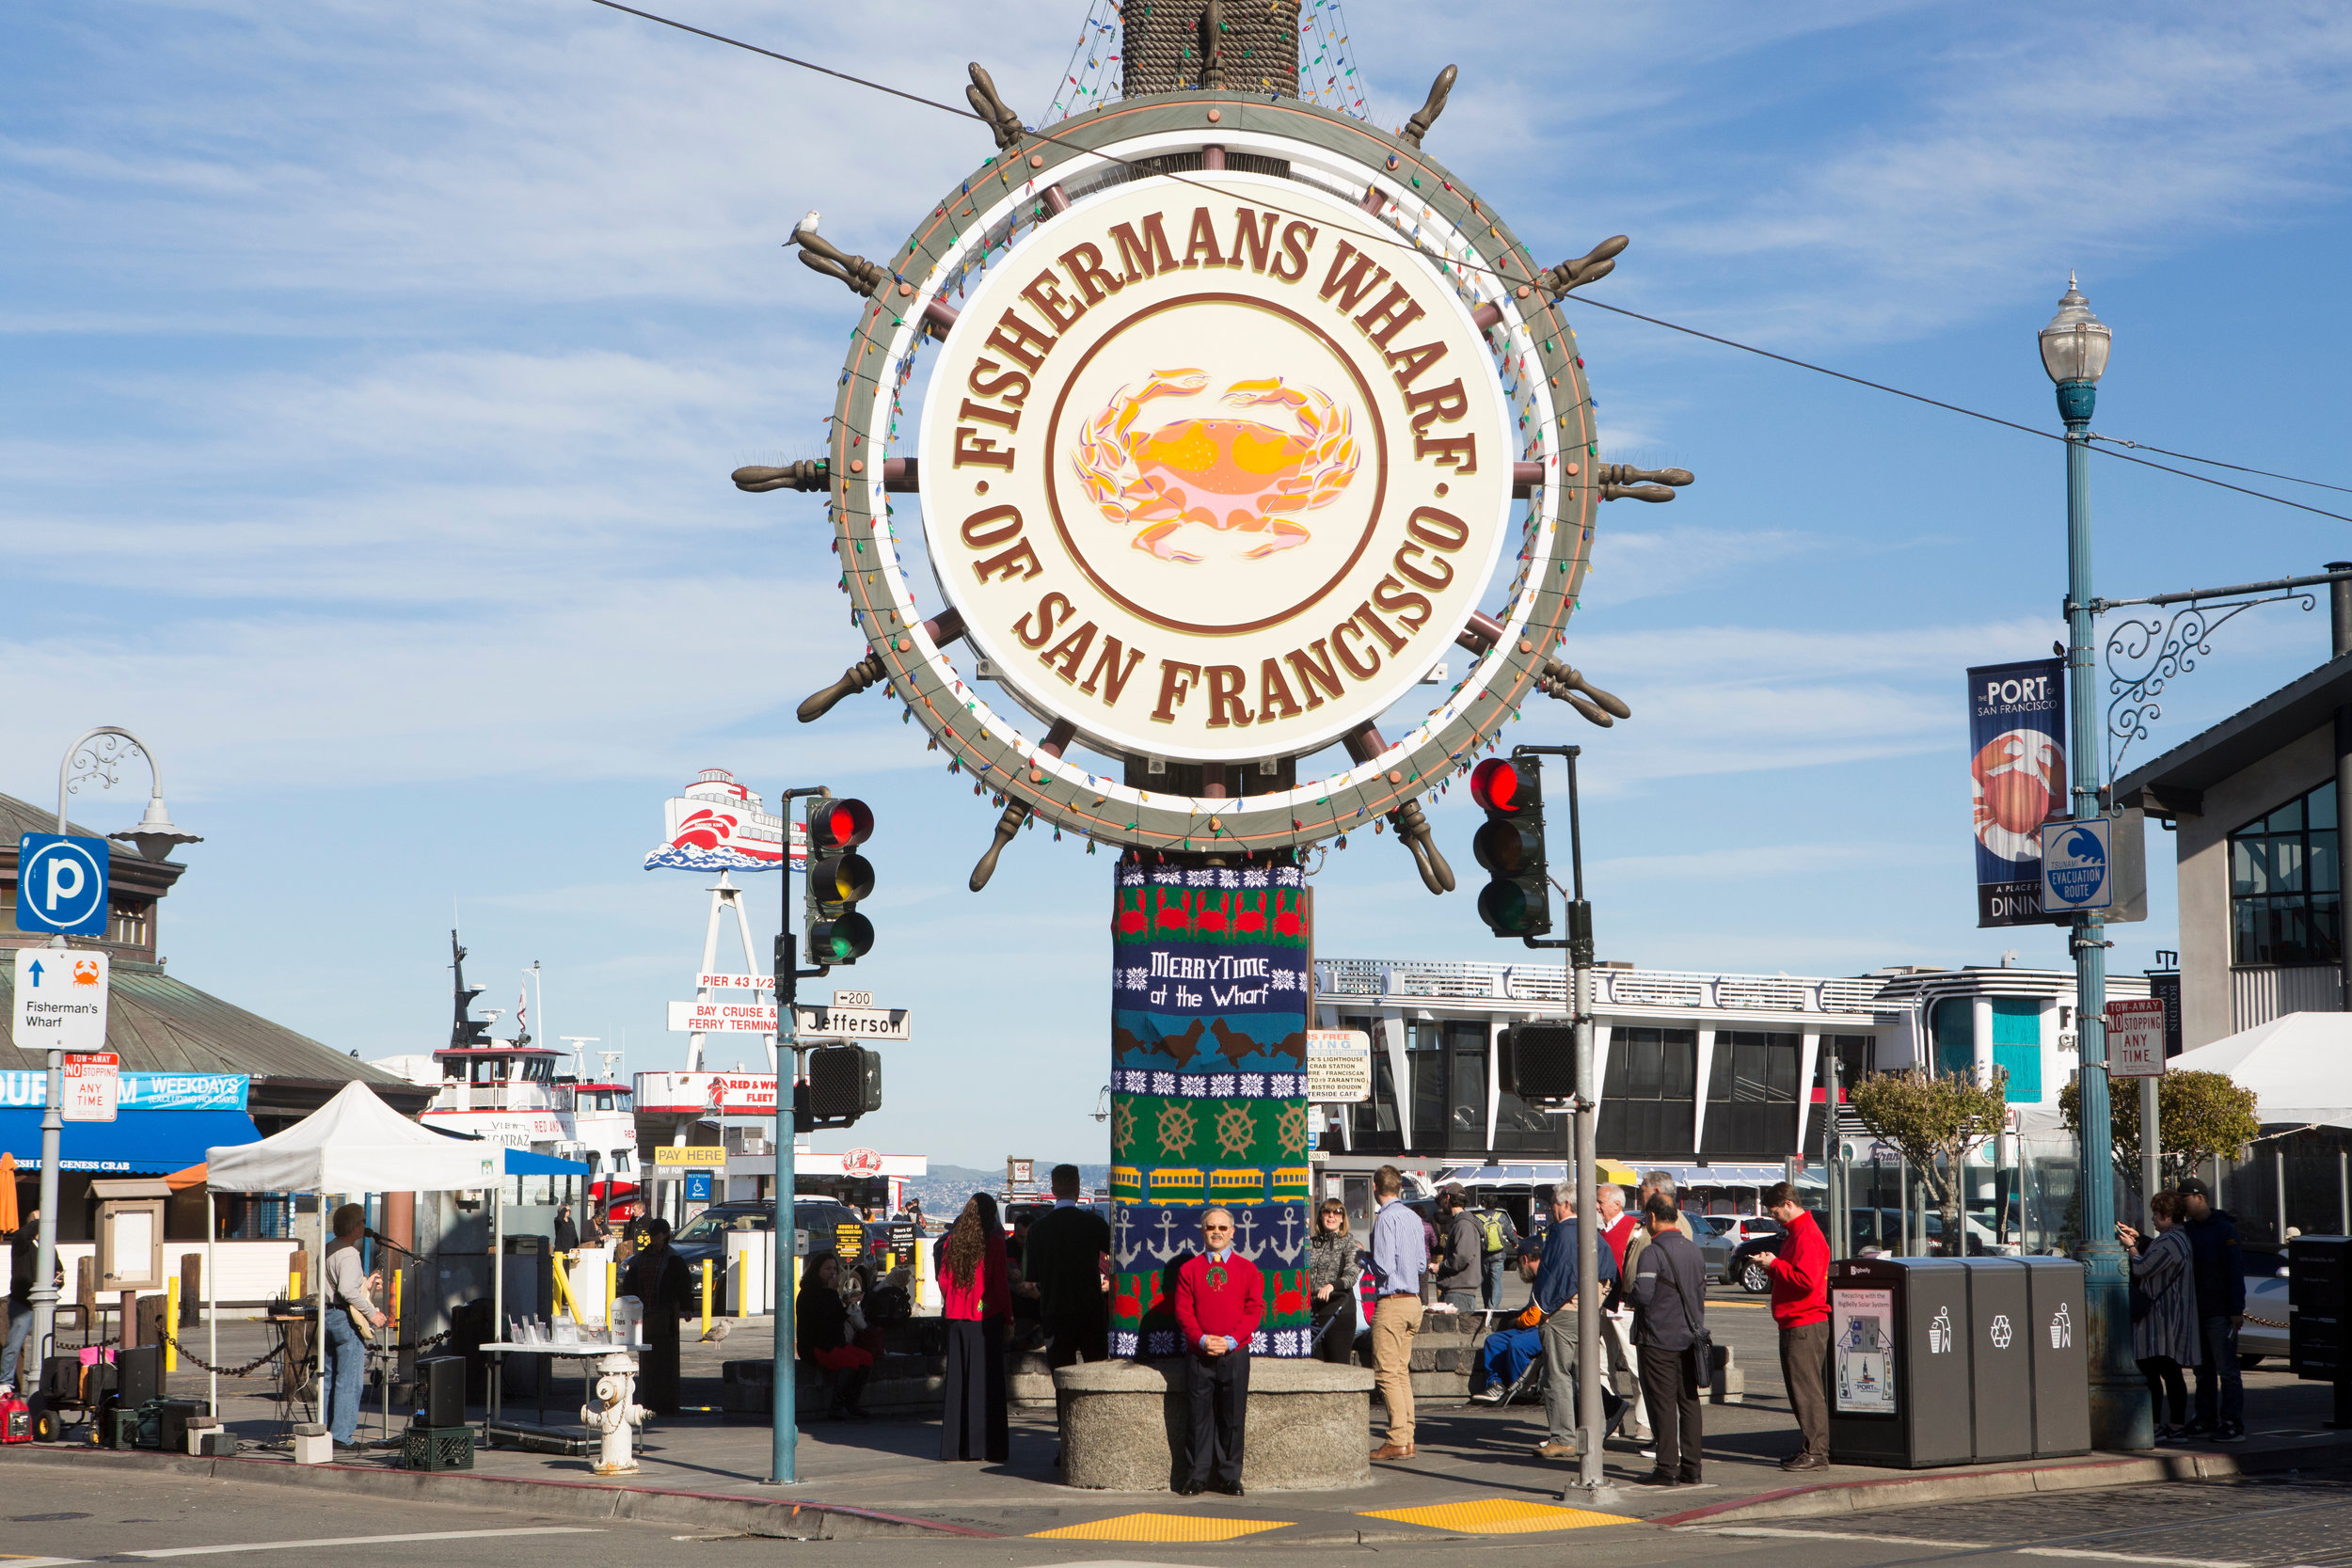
xmin=2237 ymin=1252 xmax=2292 ymax=1368
xmin=1724 ymin=1207 xmax=2008 ymax=1292
xmin=1699 ymin=1215 xmax=1779 ymax=1282
xmin=670 ymin=1196 xmax=883 ymax=1288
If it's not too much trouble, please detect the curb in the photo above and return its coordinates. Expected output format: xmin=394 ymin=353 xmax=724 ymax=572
xmin=0 ymin=1444 xmax=1002 ymax=1541
xmin=1650 ymin=1443 xmax=2331 ymax=1528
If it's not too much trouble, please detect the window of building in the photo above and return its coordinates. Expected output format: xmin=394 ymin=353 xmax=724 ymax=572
xmin=1599 ymin=1027 xmax=1697 ymax=1157
xmin=106 ymin=899 xmax=150 ymax=948
xmin=2231 ymin=781 xmax=2342 ymax=966
xmin=1702 ymin=1030 xmax=1799 ymax=1157
xmin=1932 ymin=998 xmax=1975 ymax=1077
xmin=1406 ymin=1021 xmax=1447 ymax=1149
xmin=1493 ymin=1026 xmax=1561 ymax=1155
xmin=1336 ymin=1015 xmax=1399 ymax=1149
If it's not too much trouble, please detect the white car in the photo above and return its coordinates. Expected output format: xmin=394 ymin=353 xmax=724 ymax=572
xmin=2239 ymin=1270 xmax=2291 ymax=1367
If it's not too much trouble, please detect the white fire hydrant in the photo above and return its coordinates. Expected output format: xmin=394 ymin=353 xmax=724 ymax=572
xmin=580 ymin=1351 xmax=648 ymax=1475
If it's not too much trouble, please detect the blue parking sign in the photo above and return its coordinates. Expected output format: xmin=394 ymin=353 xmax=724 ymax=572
xmin=16 ymin=834 xmax=109 ymax=936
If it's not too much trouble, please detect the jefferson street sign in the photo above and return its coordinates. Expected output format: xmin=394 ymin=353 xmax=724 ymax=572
xmin=793 ymin=1005 xmax=911 ymax=1042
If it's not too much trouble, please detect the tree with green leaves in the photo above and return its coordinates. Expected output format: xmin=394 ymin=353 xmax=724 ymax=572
xmin=2058 ymin=1068 xmax=2260 ymax=1186
xmin=1849 ymin=1067 xmax=2010 ymax=1243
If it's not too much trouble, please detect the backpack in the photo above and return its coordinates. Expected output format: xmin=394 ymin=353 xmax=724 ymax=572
xmin=1478 ymin=1210 xmax=1510 ymax=1253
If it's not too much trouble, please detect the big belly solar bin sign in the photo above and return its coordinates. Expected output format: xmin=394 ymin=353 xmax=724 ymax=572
xmin=1828 ymin=1257 xmax=1974 ymax=1468
xmin=2017 ymin=1257 xmax=2090 ymax=1456
xmin=1965 ymin=1258 xmax=2035 ymax=1463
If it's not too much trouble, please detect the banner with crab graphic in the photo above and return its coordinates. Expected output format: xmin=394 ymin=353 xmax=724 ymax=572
xmin=1110 ymin=853 xmax=1314 ymax=1358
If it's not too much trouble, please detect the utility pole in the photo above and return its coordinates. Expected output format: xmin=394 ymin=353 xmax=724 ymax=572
xmin=765 ymin=784 xmax=832 ymax=1488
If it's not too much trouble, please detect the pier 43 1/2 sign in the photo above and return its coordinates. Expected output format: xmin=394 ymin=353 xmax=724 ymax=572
xmin=924 ymin=173 xmax=1510 ymax=764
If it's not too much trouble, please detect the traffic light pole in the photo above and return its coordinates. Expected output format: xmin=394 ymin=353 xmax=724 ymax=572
xmin=1513 ymin=746 xmax=1602 ymax=1497
xmin=766 ymin=785 xmax=834 ymax=1488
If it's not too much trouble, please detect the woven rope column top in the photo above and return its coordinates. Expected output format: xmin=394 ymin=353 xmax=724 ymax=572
xmin=1121 ymin=0 xmax=1300 ymax=98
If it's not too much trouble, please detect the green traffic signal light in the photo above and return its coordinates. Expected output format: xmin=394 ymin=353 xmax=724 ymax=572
xmin=809 ymin=911 xmax=875 ymax=964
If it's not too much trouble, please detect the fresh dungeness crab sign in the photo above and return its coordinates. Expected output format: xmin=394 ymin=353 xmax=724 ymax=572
xmin=922 ymin=173 xmax=1510 ymax=764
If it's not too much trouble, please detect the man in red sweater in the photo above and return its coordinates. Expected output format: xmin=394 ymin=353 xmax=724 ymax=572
xmin=1173 ymin=1208 xmax=1265 ymax=1496
xmin=1750 ymin=1180 xmax=1831 ymax=1470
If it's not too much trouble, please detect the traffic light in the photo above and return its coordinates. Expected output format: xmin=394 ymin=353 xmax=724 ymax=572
xmin=1470 ymin=757 xmax=1551 ymax=938
xmin=803 ymin=1044 xmax=883 ymax=1128
xmin=803 ymin=796 xmax=876 ymax=966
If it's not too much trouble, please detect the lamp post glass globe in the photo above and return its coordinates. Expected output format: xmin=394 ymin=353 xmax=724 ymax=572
xmin=2039 ymin=271 xmax=2112 ymax=386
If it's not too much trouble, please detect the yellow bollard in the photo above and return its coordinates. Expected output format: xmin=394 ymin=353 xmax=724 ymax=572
xmin=391 ymin=1269 xmax=403 ymax=1334
xmin=606 ymin=1258 xmax=617 ymax=1329
xmin=701 ymin=1259 xmax=712 ymax=1335
xmin=165 ymin=1278 xmax=180 ymax=1371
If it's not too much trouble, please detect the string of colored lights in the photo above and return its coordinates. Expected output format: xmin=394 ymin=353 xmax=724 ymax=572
xmin=585 ymin=0 xmax=2352 ymax=530
xmin=1297 ymin=0 xmax=1369 ymax=119
xmin=1044 ymin=0 xmax=1120 ymax=123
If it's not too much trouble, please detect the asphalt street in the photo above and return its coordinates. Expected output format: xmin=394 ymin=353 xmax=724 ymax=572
xmin=6 ymin=1462 xmax=2352 ymax=1567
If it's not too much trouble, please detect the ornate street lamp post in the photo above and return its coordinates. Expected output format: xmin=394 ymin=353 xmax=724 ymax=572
xmin=26 ymin=728 xmax=201 ymax=1394
xmin=2039 ymin=279 xmax=2144 ymax=1449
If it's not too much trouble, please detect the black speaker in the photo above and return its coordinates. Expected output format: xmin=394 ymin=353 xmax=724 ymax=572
xmin=115 ymin=1344 xmax=162 ymax=1409
xmin=416 ymin=1354 xmax=466 ymax=1428
xmin=1507 ymin=1022 xmax=1579 ymax=1101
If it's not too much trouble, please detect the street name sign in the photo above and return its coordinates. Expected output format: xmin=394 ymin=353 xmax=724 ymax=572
xmin=1306 ymin=1029 xmax=1372 ymax=1103
xmin=832 ymin=990 xmax=873 ymax=1008
xmin=15 ymin=833 xmax=109 ymax=937
xmin=667 ymin=1000 xmax=777 ymax=1035
xmin=12 ymin=948 xmax=109 ymax=1054
xmin=793 ymin=1005 xmax=911 ymax=1041
xmin=2106 ymin=998 xmax=2168 ymax=1077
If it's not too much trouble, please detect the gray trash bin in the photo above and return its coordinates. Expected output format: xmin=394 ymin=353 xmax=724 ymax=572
xmin=2017 ymin=1257 xmax=2090 ymax=1456
xmin=1964 ymin=1258 xmax=2033 ymax=1462
xmin=1827 ymin=1256 xmax=1972 ymax=1468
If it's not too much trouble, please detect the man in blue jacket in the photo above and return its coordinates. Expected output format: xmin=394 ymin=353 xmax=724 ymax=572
xmin=1530 ymin=1183 xmax=1618 ymax=1461
xmin=2178 ymin=1177 xmax=2244 ymax=1441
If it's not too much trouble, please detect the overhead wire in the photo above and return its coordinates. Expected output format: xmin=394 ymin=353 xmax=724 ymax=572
xmin=2084 ymin=434 xmax=2352 ymax=497
xmin=582 ymin=0 xmax=2352 ymax=529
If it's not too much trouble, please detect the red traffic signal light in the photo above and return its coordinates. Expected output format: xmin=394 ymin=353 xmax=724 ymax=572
xmin=1470 ymin=757 xmax=1528 ymax=813
xmin=815 ymin=797 xmax=874 ymax=850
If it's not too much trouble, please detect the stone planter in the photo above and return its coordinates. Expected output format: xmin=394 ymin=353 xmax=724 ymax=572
xmin=1055 ymin=1357 xmax=1375 ymax=1492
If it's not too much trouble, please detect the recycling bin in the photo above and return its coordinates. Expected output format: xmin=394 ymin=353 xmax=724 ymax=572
xmin=1827 ymin=1256 xmax=1974 ymax=1468
xmin=2016 ymin=1257 xmax=2090 ymax=1457
xmin=1963 ymin=1258 xmax=2033 ymax=1462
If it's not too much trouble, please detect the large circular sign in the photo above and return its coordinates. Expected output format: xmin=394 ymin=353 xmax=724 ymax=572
xmin=919 ymin=172 xmax=1512 ymax=764
xmin=815 ymin=95 xmax=1602 ymax=854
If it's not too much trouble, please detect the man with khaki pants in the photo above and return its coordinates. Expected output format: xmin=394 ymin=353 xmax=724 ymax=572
xmin=1365 ymin=1165 xmax=1429 ymax=1461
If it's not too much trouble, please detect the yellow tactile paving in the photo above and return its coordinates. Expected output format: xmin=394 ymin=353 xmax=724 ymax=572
xmin=1027 ymin=1512 xmax=1294 ymax=1543
xmin=1362 ymin=1497 xmax=1636 ymax=1534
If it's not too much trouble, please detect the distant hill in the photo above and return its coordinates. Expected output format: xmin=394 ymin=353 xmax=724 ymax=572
xmin=901 ymin=1162 xmax=1111 ymax=1218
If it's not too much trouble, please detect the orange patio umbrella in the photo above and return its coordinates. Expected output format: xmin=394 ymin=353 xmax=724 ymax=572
xmin=0 ymin=1150 xmax=18 ymax=1233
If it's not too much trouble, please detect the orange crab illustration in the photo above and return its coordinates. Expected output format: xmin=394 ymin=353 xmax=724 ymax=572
xmin=72 ymin=959 xmax=101 ymax=987
xmin=1069 ymin=369 xmax=1359 ymax=562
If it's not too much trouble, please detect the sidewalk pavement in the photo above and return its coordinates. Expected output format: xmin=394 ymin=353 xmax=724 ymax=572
xmin=13 ymin=1309 xmax=2346 ymax=1545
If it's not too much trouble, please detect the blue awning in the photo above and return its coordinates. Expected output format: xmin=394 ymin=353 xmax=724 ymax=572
xmin=504 ymin=1148 xmax=590 ymax=1177
xmin=0 ymin=1107 xmax=262 ymax=1175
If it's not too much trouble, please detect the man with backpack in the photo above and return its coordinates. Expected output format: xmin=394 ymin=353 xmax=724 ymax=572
xmin=1475 ymin=1195 xmax=1521 ymax=1307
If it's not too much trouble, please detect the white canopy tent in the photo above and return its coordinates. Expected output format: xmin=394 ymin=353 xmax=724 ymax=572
xmin=2169 ymin=1012 xmax=2352 ymax=1130
xmin=202 ymin=1082 xmax=506 ymax=1421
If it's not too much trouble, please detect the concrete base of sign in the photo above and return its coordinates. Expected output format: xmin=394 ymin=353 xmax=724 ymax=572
xmin=1055 ymin=1358 xmax=1374 ymax=1492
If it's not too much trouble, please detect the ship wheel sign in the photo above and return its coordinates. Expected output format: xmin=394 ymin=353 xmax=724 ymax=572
xmin=744 ymin=67 xmax=1690 ymax=891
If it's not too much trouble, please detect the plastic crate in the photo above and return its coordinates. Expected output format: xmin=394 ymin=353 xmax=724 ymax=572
xmin=402 ymin=1424 xmax=474 ymax=1472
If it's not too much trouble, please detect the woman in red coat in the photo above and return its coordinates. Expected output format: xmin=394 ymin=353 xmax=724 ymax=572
xmin=936 ymin=1193 xmax=1010 ymax=1462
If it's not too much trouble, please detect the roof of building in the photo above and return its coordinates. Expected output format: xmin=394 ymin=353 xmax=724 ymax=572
xmin=0 ymin=790 xmax=114 ymax=844
xmin=2113 ymin=651 xmax=2352 ymax=818
xmin=0 ymin=958 xmax=425 ymax=1111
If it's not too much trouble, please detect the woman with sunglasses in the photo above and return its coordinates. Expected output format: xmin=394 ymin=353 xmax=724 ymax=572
xmin=1307 ymin=1200 xmax=1362 ymax=1365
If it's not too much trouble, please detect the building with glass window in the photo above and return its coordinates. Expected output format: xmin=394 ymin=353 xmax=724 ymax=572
xmin=2114 ymin=647 xmax=2352 ymax=1048
xmin=1311 ymin=958 xmax=2143 ymax=1186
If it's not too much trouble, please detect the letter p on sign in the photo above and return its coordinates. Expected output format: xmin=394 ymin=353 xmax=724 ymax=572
xmin=14 ymin=833 xmax=109 ymax=936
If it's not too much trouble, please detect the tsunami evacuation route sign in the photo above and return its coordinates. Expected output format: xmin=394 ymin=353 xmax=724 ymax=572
xmin=819 ymin=95 xmax=1599 ymax=855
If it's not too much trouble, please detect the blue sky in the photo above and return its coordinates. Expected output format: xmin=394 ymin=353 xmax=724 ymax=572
xmin=8 ymin=3 xmax=2351 ymax=1168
